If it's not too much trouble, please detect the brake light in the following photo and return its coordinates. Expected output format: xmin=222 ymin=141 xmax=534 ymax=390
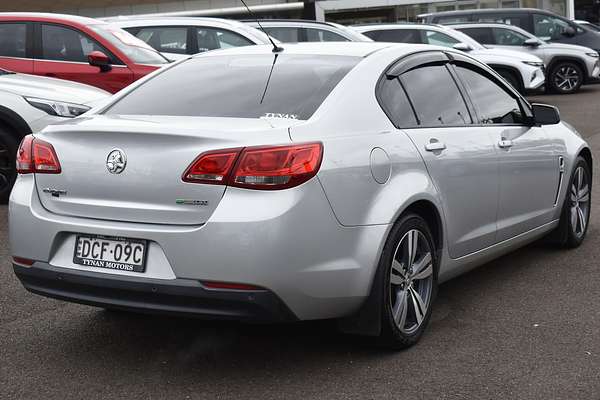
xmin=16 ymin=135 xmax=61 ymax=174
xmin=182 ymin=142 xmax=323 ymax=190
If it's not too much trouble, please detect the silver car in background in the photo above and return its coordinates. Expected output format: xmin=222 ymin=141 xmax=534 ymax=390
xmin=9 ymin=42 xmax=591 ymax=349
xmin=106 ymin=16 xmax=274 ymax=60
xmin=351 ymin=23 xmax=546 ymax=93
xmin=453 ymin=23 xmax=600 ymax=93
xmin=244 ymin=19 xmax=373 ymax=42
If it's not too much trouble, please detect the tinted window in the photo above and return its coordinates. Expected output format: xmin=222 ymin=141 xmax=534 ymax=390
xmin=89 ymin=25 xmax=168 ymax=65
xmin=196 ymin=28 xmax=253 ymax=51
xmin=475 ymin=13 xmax=528 ymax=28
xmin=400 ymin=64 xmax=471 ymax=126
xmin=41 ymin=24 xmax=113 ymax=63
xmin=263 ymin=27 xmax=300 ymax=42
xmin=0 ymin=23 xmax=27 ymax=58
xmin=364 ymin=29 xmax=422 ymax=43
xmin=455 ymin=64 xmax=525 ymax=124
xmin=134 ymin=27 xmax=187 ymax=54
xmin=378 ymin=78 xmax=418 ymax=128
xmin=493 ymin=27 xmax=529 ymax=45
xmin=105 ymin=54 xmax=359 ymax=120
xmin=423 ymin=30 xmax=460 ymax=47
xmin=533 ymin=14 xmax=573 ymax=41
xmin=458 ymin=27 xmax=494 ymax=44
xmin=305 ymin=28 xmax=349 ymax=42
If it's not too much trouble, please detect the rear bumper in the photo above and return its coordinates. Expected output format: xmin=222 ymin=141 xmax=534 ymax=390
xmin=14 ymin=262 xmax=298 ymax=322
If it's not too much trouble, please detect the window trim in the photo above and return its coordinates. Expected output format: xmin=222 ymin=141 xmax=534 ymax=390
xmin=34 ymin=22 xmax=125 ymax=66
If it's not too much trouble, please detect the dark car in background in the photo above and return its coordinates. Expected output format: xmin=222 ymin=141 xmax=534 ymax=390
xmin=419 ymin=8 xmax=600 ymax=53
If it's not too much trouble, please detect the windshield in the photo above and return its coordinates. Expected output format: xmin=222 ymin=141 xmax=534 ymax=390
xmin=105 ymin=54 xmax=359 ymax=120
xmin=90 ymin=24 xmax=169 ymax=65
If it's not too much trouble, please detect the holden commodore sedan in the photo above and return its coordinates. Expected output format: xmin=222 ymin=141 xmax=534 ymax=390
xmin=10 ymin=42 xmax=591 ymax=348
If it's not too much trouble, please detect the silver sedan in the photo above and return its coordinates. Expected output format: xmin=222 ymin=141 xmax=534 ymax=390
xmin=9 ymin=42 xmax=591 ymax=348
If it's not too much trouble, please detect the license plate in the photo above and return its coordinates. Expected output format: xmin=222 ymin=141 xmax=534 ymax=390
xmin=73 ymin=235 xmax=147 ymax=273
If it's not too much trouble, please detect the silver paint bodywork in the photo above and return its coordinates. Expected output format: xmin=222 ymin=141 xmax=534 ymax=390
xmin=9 ymin=43 xmax=590 ymax=320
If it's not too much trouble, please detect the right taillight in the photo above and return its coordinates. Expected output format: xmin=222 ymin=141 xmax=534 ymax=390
xmin=182 ymin=142 xmax=322 ymax=190
xmin=16 ymin=135 xmax=61 ymax=174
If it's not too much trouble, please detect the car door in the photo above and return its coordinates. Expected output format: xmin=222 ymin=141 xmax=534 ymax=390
xmin=0 ymin=22 xmax=33 ymax=74
xmin=451 ymin=58 xmax=559 ymax=242
xmin=384 ymin=52 xmax=499 ymax=258
xmin=33 ymin=23 xmax=133 ymax=93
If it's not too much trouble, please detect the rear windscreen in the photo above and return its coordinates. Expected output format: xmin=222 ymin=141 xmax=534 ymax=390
xmin=104 ymin=54 xmax=360 ymax=120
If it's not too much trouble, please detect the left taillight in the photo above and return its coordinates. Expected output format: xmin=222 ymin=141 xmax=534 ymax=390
xmin=182 ymin=142 xmax=323 ymax=190
xmin=16 ymin=135 xmax=61 ymax=174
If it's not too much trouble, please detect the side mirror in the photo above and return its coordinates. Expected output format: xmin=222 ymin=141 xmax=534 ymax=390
xmin=562 ymin=26 xmax=576 ymax=37
xmin=453 ymin=42 xmax=473 ymax=51
xmin=88 ymin=51 xmax=112 ymax=72
xmin=532 ymin=103 xmax=560 ymax=125
xmin=524 ymin=38 xmax=541 ymax=47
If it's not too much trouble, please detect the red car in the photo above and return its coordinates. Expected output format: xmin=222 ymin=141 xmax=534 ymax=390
xmin=0 ymin=13 xmax=169 ymax=93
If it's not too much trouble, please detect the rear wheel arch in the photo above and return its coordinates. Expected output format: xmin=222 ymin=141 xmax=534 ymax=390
xmin=0 ymin=106 xmax=32 ymax=142
xmin=400 ymin=200 xmax=444 ymax=254
xmin=578 ymin=147 xmax=593 ymax=178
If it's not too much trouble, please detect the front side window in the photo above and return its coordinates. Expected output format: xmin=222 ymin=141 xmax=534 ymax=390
xmin=459 ymin=27 xmax=494 ymax=44
xmin=305 ymin=28 xmax=349 ymax=42
xmin=196 ymin=28 xmax=253 ymax=52
xmin=454 ymin=64 xmax=526 ymax=124
xmin=263 ymin=27 xmax=300 ymax=42
xmin=0 ymin=23 xmax=27 ymax=58
xmin=378 ymin=78 xmax=418 ymax=128
xmin=493 ymin=27 xmax=529 ymax=45
xmin=363 ymin=29 xmax=422 ymax=43
xmin=41 ymin=24 xmax=111 ymax=63
xmin=105 ymin=54 xmax=359 ymax=120
xmin=423 ymin=30 xmax=460 ymax=47
xmin=134 ymin=27 xmax=187 ymax=54
xmin=533 ymin=14 xmax=572 ymax=41
xmin=400 ymin=64 xmax=471 ymax=126
xmin=89 ymin=24 xmax=168 ymax=65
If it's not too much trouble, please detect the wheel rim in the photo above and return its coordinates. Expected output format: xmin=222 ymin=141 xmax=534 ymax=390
xmin=389 ymin=229 xmax=434 ymax=334
xmin=554 ymin=65 xmax=580 ymax=92
xmin=0 ymin=136 xmax=13 ymax=193
xmin=570 ymin=166 xmax=590 ymax=238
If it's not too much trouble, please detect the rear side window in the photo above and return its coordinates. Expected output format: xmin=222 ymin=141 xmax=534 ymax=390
xmin=454 ymin=64 xmax=525 ymax=124
xmin=0 ymin=23 xmax=27 ymax=58
xmin=363 ymin=29 xmax=422 ymax=43
xmin=105 ymin=54 xmax=359 ymax=120
xmin=41 ymin=24 xmax=116 ymax=63
xmin=400 ymin=64 xmax=471 ymax=126
xmin=195 ymin=28 xmax=253 ymax=52
xmin=134 ymin=27 xmax=188 ymax=54
xmin=378 ymin=78 xmax=418 ymax=128
xmin=458 ymin=27 xmax=494 ymax=44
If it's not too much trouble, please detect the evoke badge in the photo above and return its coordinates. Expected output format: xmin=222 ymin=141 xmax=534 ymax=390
xmin=106 ymin=149 xmax=126 ymax=174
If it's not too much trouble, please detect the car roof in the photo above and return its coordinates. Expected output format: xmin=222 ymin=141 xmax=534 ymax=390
xmin=419 ymin=8 xmax=548 ymax=18
xmin=242 ymin=19 xmax=340 ymax=27
xmin=0 ymin=12 xmax=104 ymax=26
xmin=104 ymin=16 xmax=249 ymax=27
xmin=195 ymin=41 xmax=423 ymax=58
xmin=352 ymin=23 xmax=447 ymax=31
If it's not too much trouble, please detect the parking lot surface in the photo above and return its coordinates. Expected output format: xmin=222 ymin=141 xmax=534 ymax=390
xmin=2 ymin=86 xmax=600 ymax=400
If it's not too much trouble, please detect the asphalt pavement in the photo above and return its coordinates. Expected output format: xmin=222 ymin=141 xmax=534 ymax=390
xmin=1 ymin=86 xmax=600 ymax=399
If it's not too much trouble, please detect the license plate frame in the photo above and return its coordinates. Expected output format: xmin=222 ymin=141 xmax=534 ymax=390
xmin=73 ymin=234 xmax=148 ymax=273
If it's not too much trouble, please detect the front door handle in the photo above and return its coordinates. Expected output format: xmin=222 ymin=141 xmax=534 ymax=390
xmin=424 ymin=141 xmax=446 ymax=152
xmin=498 ymin=139 xmax=513 ymax=149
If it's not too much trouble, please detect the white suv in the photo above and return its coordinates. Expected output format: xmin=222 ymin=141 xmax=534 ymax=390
xmin=352 ymin=23 xmax=546 ymax=93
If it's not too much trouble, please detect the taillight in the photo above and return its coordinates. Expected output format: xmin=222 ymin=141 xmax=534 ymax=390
xmin=16 ymin=135 xmax=61 ymax=174
xmin=182 ymin=142 xmax=322 ymax=190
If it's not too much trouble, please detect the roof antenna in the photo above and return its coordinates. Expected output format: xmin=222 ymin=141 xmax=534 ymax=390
xmin=239 ymin=0 xmax=284 ymax=53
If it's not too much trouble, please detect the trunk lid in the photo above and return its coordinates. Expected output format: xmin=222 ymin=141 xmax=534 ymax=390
xmin=34 ymin=115 xmax=299 ymax=225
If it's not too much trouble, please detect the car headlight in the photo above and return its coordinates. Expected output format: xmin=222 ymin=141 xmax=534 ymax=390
xmin=586 ymin=52 xmax=599 ymax=58
xmin=522 ymin=61 xmax=545 ymax=68
xmin=24 ymin=97 xmax=90 ymax=118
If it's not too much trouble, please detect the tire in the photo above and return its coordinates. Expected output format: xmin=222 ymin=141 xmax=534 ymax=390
xmin=497 ymin=69 xmax=522 ymax=93
xmin=377 ymin=214 xmax=438 ymax=349
xmin=550 ymin=156 xmax=591 ymax=248
xmin=0 ymin=125 xmax=18 ymax=204
xmin=549 ymin=62 xmax=583 ymax=94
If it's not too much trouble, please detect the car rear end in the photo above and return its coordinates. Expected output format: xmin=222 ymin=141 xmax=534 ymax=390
xmin=9 ymin=47 xmax=385 ymax=322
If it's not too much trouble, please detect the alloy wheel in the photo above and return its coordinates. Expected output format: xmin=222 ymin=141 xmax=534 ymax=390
xmin=553 ymin=65 xmax=581 ymax=92
xmin=389 ymin=229 xmax=434 ymax=334
xmin=570 ymin=166 xmax=590 ymax=237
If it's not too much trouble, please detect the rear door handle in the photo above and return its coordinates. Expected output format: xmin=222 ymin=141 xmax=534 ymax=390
xmin=424 ymin=141 xmax=446 ymax=152
xmin=498 ymin=139 xmax=513 ymax=149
